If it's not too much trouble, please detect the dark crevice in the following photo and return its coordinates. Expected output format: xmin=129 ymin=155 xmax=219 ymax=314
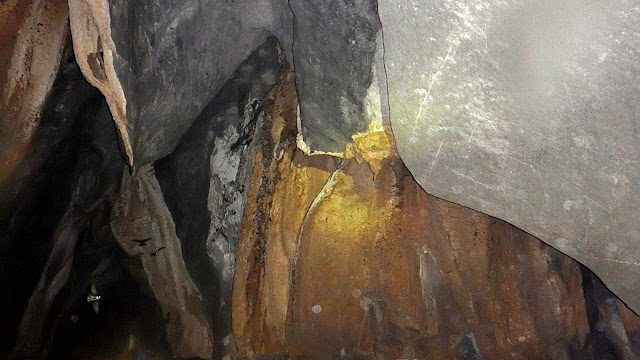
xmin=0 ymin=42 xmax=103 ymax=358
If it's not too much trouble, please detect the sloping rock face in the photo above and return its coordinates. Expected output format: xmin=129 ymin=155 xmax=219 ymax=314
xmin=68 ymin=0 xmax=287 ymax=166
xmin=0 ymin=0 xmax=70 ymax=218
xmin=68 ymin=0 xmax=381 ymax=165
xmin=232 ymin=71 xmax=593 ymax=360
xmin=154 ymin=37 xmax=285 ymax=357
xmin=378 ymin=0 xmax=640 ymax=313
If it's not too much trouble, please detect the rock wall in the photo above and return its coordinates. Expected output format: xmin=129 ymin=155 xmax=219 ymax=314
xmin=57 ymin=0 xmax=640 ymax=319
xmin=231 ymin=69 xmax=593 ymax=360
xmin=3 ymin=3 xmax=640 ymax=359
xmin=0 ymin=0 xmax=70 ymax=217
xmin=379 ymin=0 xmax=640 ymax=314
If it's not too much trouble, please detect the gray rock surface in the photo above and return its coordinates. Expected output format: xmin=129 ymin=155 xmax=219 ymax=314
xmin=288 ymin=0 xmax=381 ymax=152
xmin=105 ymin=0 xmax=382 ymax=164
xmin=379 ymin=0 xmax=640 ymax=312
xmin=108 ymin=0 xmax=291 ymax=165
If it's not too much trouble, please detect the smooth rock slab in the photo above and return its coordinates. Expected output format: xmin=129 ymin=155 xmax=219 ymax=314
xmin=379 ymin=0 xmax=640 ymax=312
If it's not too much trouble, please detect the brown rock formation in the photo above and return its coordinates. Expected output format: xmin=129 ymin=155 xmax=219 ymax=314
xmin=0 ymin=0 xmax=69 ymax=217
xmin=232 ymin=70 xmax=592 ymax=359
xmin=232 ymin=70 xmax=338 ymax=354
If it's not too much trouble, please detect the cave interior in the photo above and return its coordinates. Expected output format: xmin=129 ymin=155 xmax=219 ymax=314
xmin=1 ymin=1 xmax=640 ymax=360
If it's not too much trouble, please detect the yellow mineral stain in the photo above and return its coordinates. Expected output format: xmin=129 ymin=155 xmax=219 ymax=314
xmin=297 ymin=121 xmax=395 ymax=178
xmin=233 ymin=69 xmax=338 ymax=356
xmin=344 ymin=123 xmax=394 ymax=177
xmin=236 ymin=68 xmax=594 ymax=359
xmin=295 ymin=134 xmax=345 ymax=158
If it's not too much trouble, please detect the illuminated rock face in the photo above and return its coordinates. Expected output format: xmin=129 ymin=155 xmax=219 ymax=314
xmin=231 ymin=72 xmax=592 ymax=359
xmin=378 ymin=0 xmax=640 ymax=314
xmin=231 ymin=70 xmax=339 ymax=354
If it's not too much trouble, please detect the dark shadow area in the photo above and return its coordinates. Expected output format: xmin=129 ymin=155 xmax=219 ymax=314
xmin=0 ymin=43 xmax=103 ymax=358
xmin=581 ymin=265 xmax=640 ymax=360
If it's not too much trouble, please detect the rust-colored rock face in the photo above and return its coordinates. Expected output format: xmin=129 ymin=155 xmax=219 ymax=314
xmin=232 ymin=71 xmax=591 ymax=359
xmin=0 ymin=0 xmax=69 ymax=215
xmin=286 ymin=162 xmax=590 ymax=360
xmin=3 ymin=14 xmax=640 ymax=358
xmin=233 ymin=71 xmax=338 ymax=354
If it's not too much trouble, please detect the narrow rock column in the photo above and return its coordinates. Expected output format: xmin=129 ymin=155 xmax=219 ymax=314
xmin=111 ymin=165 xmax=213 ymax=359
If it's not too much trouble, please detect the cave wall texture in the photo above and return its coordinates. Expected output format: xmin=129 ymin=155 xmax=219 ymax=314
xmin=1 ymin=0 xmax=640 ymax=359
xmin=379 ymin=0 xmax=640 ymax=319
xmin=231 ymin=71 xmax=593 ymax=359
